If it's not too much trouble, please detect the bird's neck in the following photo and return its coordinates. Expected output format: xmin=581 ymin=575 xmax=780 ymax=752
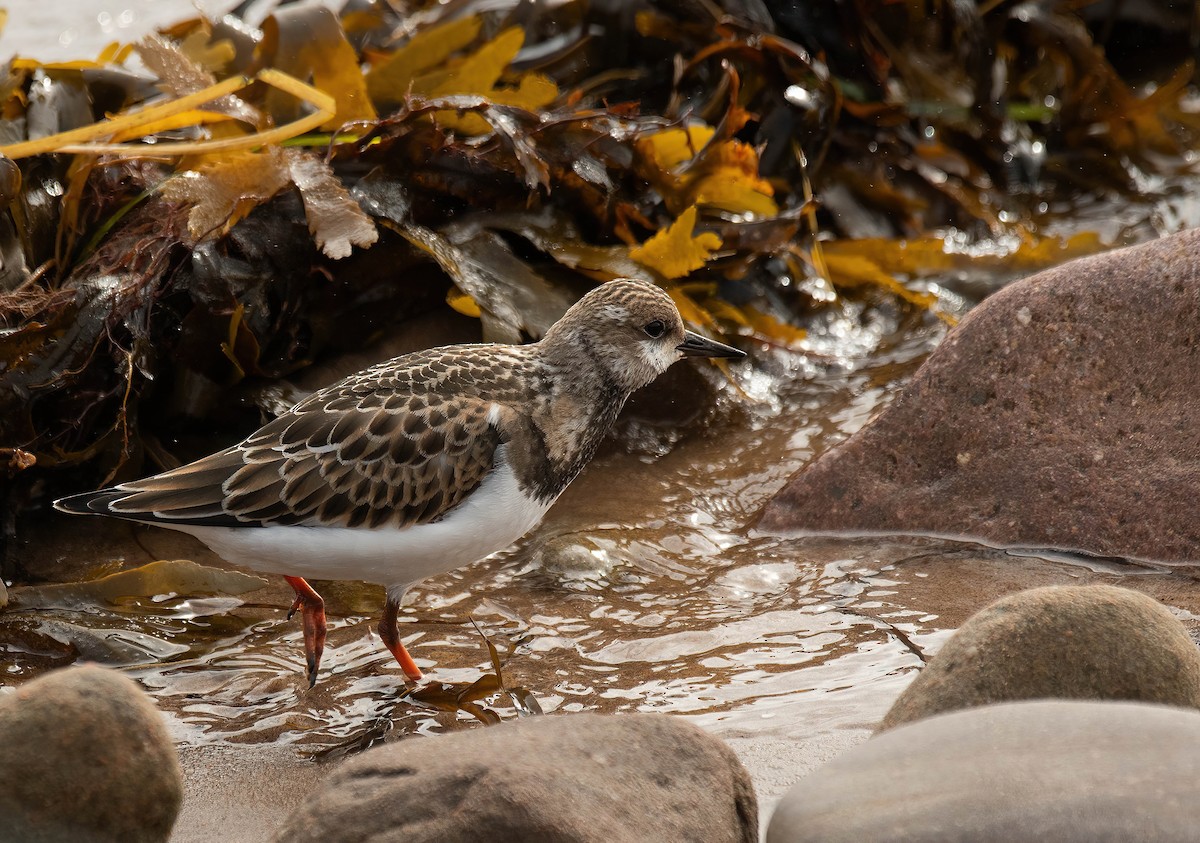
xmin=518 ymin=353 xmax=629 ymax=501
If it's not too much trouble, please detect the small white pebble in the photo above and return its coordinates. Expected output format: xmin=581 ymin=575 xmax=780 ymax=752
xmin=1016 ymin=306 xmax=1032 ymax=326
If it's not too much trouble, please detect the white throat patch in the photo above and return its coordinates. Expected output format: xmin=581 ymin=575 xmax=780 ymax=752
xmin=642 ymin=340 xmax=680 ymax=376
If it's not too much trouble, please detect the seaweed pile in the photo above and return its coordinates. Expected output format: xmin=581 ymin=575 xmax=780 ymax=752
xmin=0 ymin=0 xmax=1196 ymax=510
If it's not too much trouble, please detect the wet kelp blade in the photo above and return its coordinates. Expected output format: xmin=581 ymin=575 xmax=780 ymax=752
xmin=406 ymin=619 xmax=541 ymax=725
xmin=390 ymin=218 xmax=575 ymax=342
xmin=364 ymin=16 xmax=482 ymax=107
xmin=259 ymin=4 xmax=376 ymax=128
xmin=630 ymin=205 xmax=723 ymax=279
xmin=820 ymin=232 xmax=1111 ymax=280
xmin=10 ymin=559 xmax=268 ymax=610
xmin=0 ymin=69 xmax=334 ymax=159
xmin=306 ymin=620 xmax=538 ymax=759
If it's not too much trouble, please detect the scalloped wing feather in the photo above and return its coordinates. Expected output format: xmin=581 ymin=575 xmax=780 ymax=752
xmin=75 ymin=344 xmax=536 ymax=530
xmin=101 ymin=397 xmax=502 ymax=529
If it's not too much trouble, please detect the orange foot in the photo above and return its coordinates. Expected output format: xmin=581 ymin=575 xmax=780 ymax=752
xmin=284 ymin=576 xmax=327 ymax=687
xmin=378 ymin=592 xmax=423 ymax=682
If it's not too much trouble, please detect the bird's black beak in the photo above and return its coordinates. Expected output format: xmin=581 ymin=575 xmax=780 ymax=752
xmin=676 ymin=330 xmax=745 ymax=359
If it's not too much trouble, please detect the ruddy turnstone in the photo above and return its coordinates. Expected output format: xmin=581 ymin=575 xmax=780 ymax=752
xmin=55 ymin=280 xmax=743 ymax=686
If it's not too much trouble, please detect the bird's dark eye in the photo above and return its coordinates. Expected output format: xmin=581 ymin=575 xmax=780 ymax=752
xmin=644 ymin=320 xmax=666 ymax=338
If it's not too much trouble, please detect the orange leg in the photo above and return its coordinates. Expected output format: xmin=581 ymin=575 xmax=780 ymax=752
xmin=284 ymin=576 xmax=326 ymax=688
xmin=378 ymin=592 xmax=423 ymax=682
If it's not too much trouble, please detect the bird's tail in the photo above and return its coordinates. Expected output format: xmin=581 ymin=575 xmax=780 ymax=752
xmin=53 ymin=488 xmax=127 ymax=516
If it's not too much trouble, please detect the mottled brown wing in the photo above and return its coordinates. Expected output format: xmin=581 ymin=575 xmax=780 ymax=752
xmin=101 ymin=393 xmax=502 ymax=529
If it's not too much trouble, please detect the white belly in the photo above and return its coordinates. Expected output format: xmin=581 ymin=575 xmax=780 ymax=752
xmin=165 ymin=455 xmax=553 ymax=590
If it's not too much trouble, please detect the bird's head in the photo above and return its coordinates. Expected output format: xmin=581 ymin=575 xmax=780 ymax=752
xmin=540 ymin=280 xmax=744 ymax=393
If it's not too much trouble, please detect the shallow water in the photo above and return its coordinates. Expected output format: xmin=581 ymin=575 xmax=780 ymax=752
xmin=8 ymin=293 xmax=1200 ymax=782
xmin=2 ymin=303 xmax=935 ymax=738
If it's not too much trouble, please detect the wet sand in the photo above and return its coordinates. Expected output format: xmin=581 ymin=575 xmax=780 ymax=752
xmin=170 ymin=724 xmax=875 ymax=841
xmin=173 ymin=745 xmax=326 ymax=843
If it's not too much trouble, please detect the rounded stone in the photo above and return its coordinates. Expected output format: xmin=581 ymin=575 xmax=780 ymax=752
xmin=768 ymin=700 xmax=1200 ymax=843
xmin=273 ymin=712 xmax=758 ymax=843
xmin=0 ymin=665 xmax=183 ymax=842
xmin=756 ymin=228 xmax=1200 ymax=562
xmin=880 ymin=584 xmax=1200 ymax=730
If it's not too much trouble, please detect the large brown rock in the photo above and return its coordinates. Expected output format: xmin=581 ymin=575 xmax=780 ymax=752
xmin=0 ymin=665 xmax=183 ymax=842
xmin=879 ymin=584 xmax=1200 ymax=730
xmin=273 ymin=712 xmax=758 ymax=843
xmin=768 ymin=700 xmax=1200 ymax=843
xmin=757 ymin=229 xmax=1200 ymax=562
